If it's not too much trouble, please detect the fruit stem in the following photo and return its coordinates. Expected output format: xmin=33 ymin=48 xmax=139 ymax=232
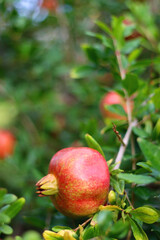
xmin=36 ymin=174 xmax=58 ymax=196
xmin=74 ymin=217 xmax=93 ymax=232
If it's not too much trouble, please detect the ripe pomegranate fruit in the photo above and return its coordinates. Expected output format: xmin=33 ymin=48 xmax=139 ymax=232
xmin=100 ymin=91 xmax=133 ymax=120
xmin=36 ymin=147 xmax=110 ymax=217
xmin=0 ymin=130 xmax=15 ymax=159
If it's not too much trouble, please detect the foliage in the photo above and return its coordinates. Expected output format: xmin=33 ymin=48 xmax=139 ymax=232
xmin=0 ymin=188 xmax=25 ymax=236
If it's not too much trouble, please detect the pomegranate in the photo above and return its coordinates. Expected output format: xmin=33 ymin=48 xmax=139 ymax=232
xmin=0 ymin=130 xmax=15 ymax=159
xmin=36 ymin=147 xmax=110 ymax=217
xmin=100 ymin=91 xmax=133 ymax=120
xmin=41 ymin=0 xmax=58 ymax=11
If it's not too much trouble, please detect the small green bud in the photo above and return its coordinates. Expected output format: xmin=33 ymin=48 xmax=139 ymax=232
xmin=108 ymin=190 xmax=116 ymax=205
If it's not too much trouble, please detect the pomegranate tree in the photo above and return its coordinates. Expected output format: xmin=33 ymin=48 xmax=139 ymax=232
xmin=36 ymin=147 xmax=110 ymax=217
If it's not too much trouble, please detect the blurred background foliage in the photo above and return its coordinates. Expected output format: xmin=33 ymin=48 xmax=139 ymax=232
xmin=0 ymin=0 xmax=160 ymax=239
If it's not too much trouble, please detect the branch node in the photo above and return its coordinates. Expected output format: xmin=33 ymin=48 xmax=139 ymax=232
xmin=112 ymin=123 xmax=126 ymax=147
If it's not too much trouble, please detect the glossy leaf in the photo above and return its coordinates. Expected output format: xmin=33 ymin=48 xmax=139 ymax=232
xmin=129 ymin=217 xmax=148 ymax=240
xmin=131 ymin=206 xmax=159 ymax=224
xmin=138 ymin=138 xmax=160 ymax=171
xmin=95 ymin=20 xmax=113 ymax=36
xmin=3 ymin=198 xmax=25 ymax=219
xmin=0 ymin=194 xmax=17 ymax=207
xmin=97 ymin=210 xmax=113 ymax=234
xmin=105 ymin=104 xmax=127 ymax=116
xmin=111 ymin=177 xmax=125 ymax=195
xmin=0 ymin=224 xmax=13 ymax=235
xmin=85 ymin=133 xmax=105 ymax=158
xmin=118 ymin=173 xmax=155 ymax=184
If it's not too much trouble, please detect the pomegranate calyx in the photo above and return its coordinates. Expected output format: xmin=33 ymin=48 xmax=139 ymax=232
xmin=36 ymin=174 xmax=58 ymax=197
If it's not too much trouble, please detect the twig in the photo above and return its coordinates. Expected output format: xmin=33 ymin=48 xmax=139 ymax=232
xmin=74 ymin=217 xmax=92 ymax=232
xmin=126 ymin=230 xmax=132 ymax=240
xmin=124 ymin=190 xmax=134 ymax=210
xmin=114 ymin=120 xmax=138 ymax=170
xmin=112 ymin=123 xmax=126 ymax=147
xmin=131 ymin=134 xmax=136 ymax=171
xmin=123 ymin=89 xmax=132 ymax=124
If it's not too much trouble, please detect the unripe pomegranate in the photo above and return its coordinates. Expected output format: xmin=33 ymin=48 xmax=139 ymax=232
xmin=36 ymin=147 xmax=110 ymax=217
xmin=108 ymin=190 xmax=116 ymax=205
xmin=100 ymin=91 xmax=133 ymax=120
xmin=0 ymin=130 xmax=15 ymax=159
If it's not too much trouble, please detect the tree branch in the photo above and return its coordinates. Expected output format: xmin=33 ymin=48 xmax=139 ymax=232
xmin=114 ymin=120 xmax=138 ymax=170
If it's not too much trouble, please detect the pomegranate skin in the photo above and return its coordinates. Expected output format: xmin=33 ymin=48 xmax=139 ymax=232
xmin=100 ymin=91 xmax=132 ymax=120
xmin=0 ymin=130 xmax=15 ymax=159
xmin=47 ymin=147 xmax=110 ymax=217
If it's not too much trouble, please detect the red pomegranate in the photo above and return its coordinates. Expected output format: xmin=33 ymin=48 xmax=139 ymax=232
xmin=0 ymin=130 xmax=15 ymax=159
xmin=36 ymin=147 xmax=110 ymax=217
xmin=100 ymin=91 xmax=133 ymax=120
xmin=41 ymin=0 xmax=58 ymax=11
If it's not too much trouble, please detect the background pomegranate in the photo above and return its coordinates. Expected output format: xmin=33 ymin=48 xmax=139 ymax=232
xmin=100 ymin=91 xmax=133 ymax=120
xmin=0 ymin=130 xmax=15 ymax=159
xmin=36 ymin=147 xmax=110 ymax=217
xmin=40 ymin=0 xmax=58 ymax=11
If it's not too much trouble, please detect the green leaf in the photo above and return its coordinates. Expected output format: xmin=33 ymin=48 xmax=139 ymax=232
xmin=0 ymin=212 xmax=10 ymax=224
xmin=83 ymin=225 xmax=100 ymax=240
xmin=15 ymin=237 xmax=23 ymax=240
xmin=137 ymin=138 xmax=160 ymax=171
xmin=86 ymin=32 xmax=114 ymax=49
xmin=118 ymin=173 xmax=155 ymax=185
xmin=111 ymin=177 xmax=125 ymax=195
xmin=95 ymin=20 xmax=113 ymax=36
xmin=152 ymin=88 xmax=160 ymax=109
xmin=137 ymin=162 xmax=160 ymax=179
xmin=3 ymin=197 xmax=25 ymax=219
xmin=129 ymin=57 xmax=160 ymax=71
xmin=22 ymin=230 xmax=42 ymax=240
xmin=128 ymin=48 xmax=142 ymax=62
xmin=132 ymin=127 xmax=149 ymax=138
xmin=0 ymin=194 xmax=17 ymax=207
xmin=52 ymin=226 xmax=72 ymax=233
xmin=0 ymin=188 xmax=7 ymax=201
xmin=129 ymin=217 xmax=148 ymax=240
xmin=81 ymin=44 xmax=99 ymax=64
xmin=97 ymin=210 xmax=113 ymax=234
xmin=153 ymin=118 xmax=160 ymax=138
xmin=108 ymin=219 xmax=130 ymax=239
xmin=0 ymin=224 xmax=13 ymax=235
xmin=123 ymin=73 xmax=139 ymax=95
xmin=122 ymin=39 xmax=141 ymax=54
xmin=70 ymin=65 xmax=96 ymax=79
xmin=105 ymin=104 xmax=127 ymax=116
xmin=131 ymin=206 xmax=159 ymax=224
xmin=85 ymin=134 xmax=105 ymax=158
